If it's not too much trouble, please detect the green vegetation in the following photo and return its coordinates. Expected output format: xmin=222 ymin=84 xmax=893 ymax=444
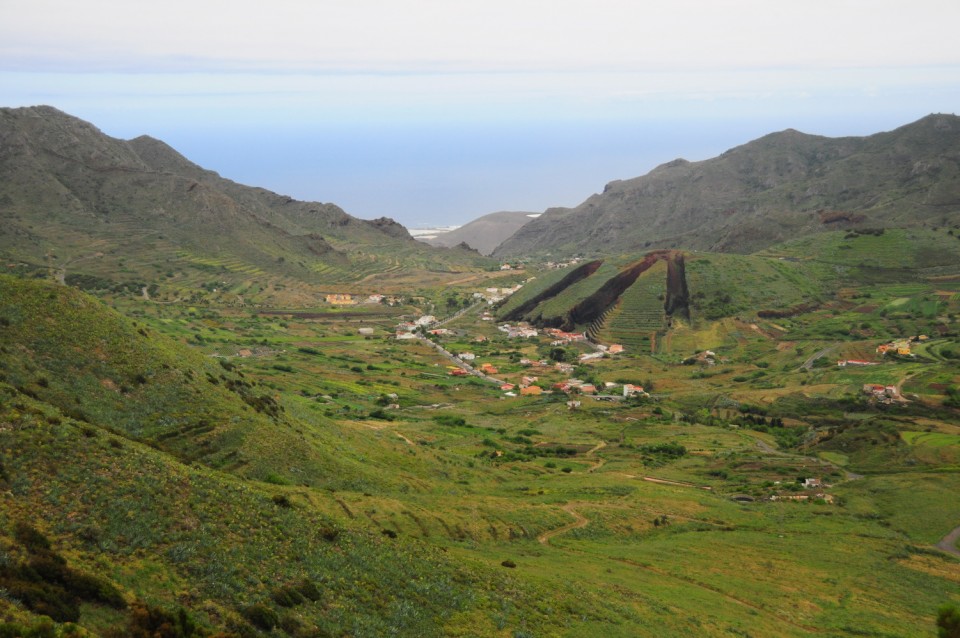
xmin=0 ymin=225 xmax=959 ymax=636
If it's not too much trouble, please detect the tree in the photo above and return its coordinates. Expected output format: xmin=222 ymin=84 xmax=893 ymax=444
xmin=938 ymin=604 xmax=960 ymax=638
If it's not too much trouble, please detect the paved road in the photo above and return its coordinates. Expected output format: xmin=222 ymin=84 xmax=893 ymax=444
xmin=800 ymin=343 xmax=839 ymax=370
xmin=415 ymin=335 xmax=504 ymax=386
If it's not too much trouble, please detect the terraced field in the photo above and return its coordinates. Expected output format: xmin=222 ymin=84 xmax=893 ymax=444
xmin=595 ymin=260 xmax=668 ymax=351
xmin=532 ymin=262 xmax=621 ymax=324
xmin=496 ymin=266 xmax=577 ymax=317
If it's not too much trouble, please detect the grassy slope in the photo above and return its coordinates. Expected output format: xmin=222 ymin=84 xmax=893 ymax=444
xmin=2 ymin=243 xmax=960 ymax=636
xmin=0 ymin=383 xmax=566 ymax=637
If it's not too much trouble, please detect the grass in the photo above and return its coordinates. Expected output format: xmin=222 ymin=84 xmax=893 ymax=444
xmin=0 ymin=263 xmax=958 ymax=637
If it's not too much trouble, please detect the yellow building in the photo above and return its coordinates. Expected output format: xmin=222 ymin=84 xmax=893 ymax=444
xmin=325 ymin=293 xmax=356 ymax=305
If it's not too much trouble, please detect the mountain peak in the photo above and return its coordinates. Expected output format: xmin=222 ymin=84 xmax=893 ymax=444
xmin=495 ymin=114 xmax=960 ymax=257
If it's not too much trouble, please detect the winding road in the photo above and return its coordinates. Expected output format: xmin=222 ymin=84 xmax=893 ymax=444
xmin=799 ymin=343 xmax=839 ymax=370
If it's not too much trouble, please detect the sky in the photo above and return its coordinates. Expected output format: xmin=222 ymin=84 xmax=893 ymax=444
xmin=2 ymin=1 xmax=960 ymax=227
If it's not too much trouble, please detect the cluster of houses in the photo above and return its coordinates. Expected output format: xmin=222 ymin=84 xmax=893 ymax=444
xmin=545 ymin=328 xmax=587 ymax=345
xmin=477 ymin=284 xmax=523 ymax=305
xmin=876 ymin=335 xmax=928 ymax=357
xmin=832 ymin=334 xmax=939 ymax=368
xmin=862 ymin=383 xmax=903 ymax=403
xmin=394 ymin=315 xmax=438 ymax=339
xmin=836 ymin=359 xmax=879 ymax=367
xmin=770 ymin=478 xmax=834 ymax=504
xmin=498 ymin=322 xmax=539 ymax=339
xmin=543 ymin=257 xmax=583 ymax=270
xmin=325 ymin=293 xmax=400 ymax=306
xmin=683 ymin=350 xmax=718 ymax=365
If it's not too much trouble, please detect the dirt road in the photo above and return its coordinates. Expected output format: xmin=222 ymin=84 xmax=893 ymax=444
xmin=936 ymin=524 xmax=960 ymax=558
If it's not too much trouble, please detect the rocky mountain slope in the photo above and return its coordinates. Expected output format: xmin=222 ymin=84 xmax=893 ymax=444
xmin=494 ymin=114 xmax=960 ymax=257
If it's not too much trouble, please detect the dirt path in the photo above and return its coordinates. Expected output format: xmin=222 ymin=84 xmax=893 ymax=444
xmin=894 ymin=371 xmax=920 ymax=401
xmin=585 ymin=440 xmax=607 ymax=473
xmin=537 ymin=503 xmax=589 ymax=545
xmin=51 ymin=250 xmax=105 ymax=285
xmin=936 ymin=524 xmax=960 ymax=558
xmin=358 ymin=421 xmax=414 ymax=446
xmin=641 ymin=476 xmax=712 ymax=490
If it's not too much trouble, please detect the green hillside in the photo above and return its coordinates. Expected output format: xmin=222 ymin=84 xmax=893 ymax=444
xmin=1 ymin=107 xmax=959 ymax=638
xmin=496 ymin=229 xmax=960 ymax=354
xmin=0 ymin=275 xmax=379 ymax=490
xmin=594 ymin=259 xmax=668 ymax=351
xmin=0 ymin=382 xmax=557 ymax=637
xmin=1 ymin=270 xmax=958 ymax=637
xmin=0 ymin=106 xmax=493 ymax=306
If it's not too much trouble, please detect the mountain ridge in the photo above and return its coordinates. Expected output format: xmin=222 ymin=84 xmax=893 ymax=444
xmin=0 ymin=106 xmax=489 ymax=301
xmin=493 ymin=113 xmax=960 ymax=257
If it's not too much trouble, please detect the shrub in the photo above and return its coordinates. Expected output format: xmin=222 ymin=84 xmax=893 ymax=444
xmin=318 ymin=525 xmax=340 ymax=542
xmin=297 ymin=578 xmax=322 ymax=602
xmin=124 ymin=602 xmax=200 ymax=637
xmin=432 ymin=415 xmax=466 ymax=427
xmin=14 ymin=521 xmax=52 ymax=553
xmin=500 ymin=560 xmax=517 ymax=568
xmin=271 ymin=494 xmax=292 ymax=508
xmin=271 ymin=585 xmax=306 ymax=608
xmin=242 ymin=603 xmax=279 ymax=631
xmin=62 ymin=570 xmax=126 ymax=609
xmin=640 ymin=442 xmax=687 ymax=458
xmin=0 ymin=620 xmax=57 ymax=638
xmin=938 ymin=604 xmax=960 ymax=638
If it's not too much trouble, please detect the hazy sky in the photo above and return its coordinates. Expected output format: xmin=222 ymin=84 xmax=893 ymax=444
xmin=3 ymin=1 xmax=960 ymax=226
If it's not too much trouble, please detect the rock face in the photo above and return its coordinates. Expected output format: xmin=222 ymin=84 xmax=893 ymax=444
xmin=494 ymin=114 xmax=960 ymax=257
xmin=424 ymin=211 xmax=538 ymax=255
xmin=366 ymin=216 xmax=413 ymax=240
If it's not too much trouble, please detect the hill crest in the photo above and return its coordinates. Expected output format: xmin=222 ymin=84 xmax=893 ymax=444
xmin=494 ymin=113 xmax=960 ymax=257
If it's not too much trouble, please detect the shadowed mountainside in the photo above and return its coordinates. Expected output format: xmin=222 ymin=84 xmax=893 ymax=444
xmin=494 ymin=114 xmax=960 ymax=257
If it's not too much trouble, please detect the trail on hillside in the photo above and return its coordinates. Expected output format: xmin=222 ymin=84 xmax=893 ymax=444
xmin=537 ymin=503 xmax=589 ymax=544
xmin=585 ymin=440 xmax=607 ymax=473
xmin=936 ymin=525 xmax=960 ymax=558
xmin=641 ymin=476 xmax=712 ymax=490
